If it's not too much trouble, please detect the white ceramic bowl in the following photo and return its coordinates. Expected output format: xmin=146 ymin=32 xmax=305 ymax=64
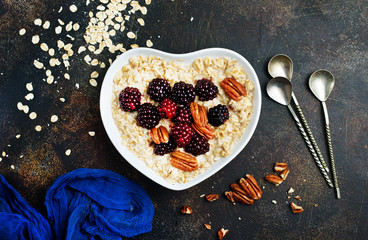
xmin=100 ymin=48 xmax=261 ymax=191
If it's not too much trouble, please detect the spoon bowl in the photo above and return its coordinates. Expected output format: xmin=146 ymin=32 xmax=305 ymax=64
xmin=266 ymin=77 xmax=292 ymax=106
xmin=309 ymin=69 xmax=335 ymax=102
xmin=268 ymin=54 xmax=294 ymax=80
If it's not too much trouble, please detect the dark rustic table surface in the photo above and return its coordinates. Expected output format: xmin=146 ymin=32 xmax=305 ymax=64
xmin=0 ymin=0 xmax=367 ymax=239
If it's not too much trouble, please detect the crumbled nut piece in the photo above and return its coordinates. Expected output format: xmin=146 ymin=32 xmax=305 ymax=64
xmin=290 ymin=202 xmax=303 ymax=214
xmin=181 ymin=206 xmax=193 ymax=214
xmin=265 ymin=174 xmax=284 ymax=186
xmin=19 ymin=28 xmax=26 ymax=35
xmin=294 ymin=196 xmax=301 ymax=201
xmin=288 ymin=187 xmax=294 ymax=194
xmin=204 ymin=224 xmax=211 ymax=230
xmin=225 ymin=191 xmax=235 ymax=203
xmin=29 ymin=112 xmax=37 ymax=120
xmin=69 ymin=4 xmax=78 ymax=12
xmin=35 ymin=125 xmax=42 ymax=132
xmin=65 ymin=149 xmax=71 ymax=156
xmin=32 ymin=35 xmax=40 ymax=44
xmin=26 ymin=83 xmax=33 ymax=91
xmin=206 ymin=194 xmax=219 ymax=202
xmin=11 ymin=165 xmax=15 ymax=170
xmin=64 ymin=73 xmax=70 ymax=80
xmin=280 ymin=169 xmax=290 ymax=180
xmin=218 ymin=228 xmax=229 ymax=240
xmin=272 ymin=200 xmax=277 ymax=204
xmin=50 ymin=115 xmax=58 ymax=122
xmin=34 ymin=19 xmax=42 ymax=26
xmin=16 ymin=134 xmax=21 ymax=139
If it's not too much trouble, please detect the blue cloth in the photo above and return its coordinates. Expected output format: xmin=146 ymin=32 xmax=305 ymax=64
xmin=0 ymin=175 xmax=52 ymax=240
xmin=0 ymin=169 xmax=154 ymax=240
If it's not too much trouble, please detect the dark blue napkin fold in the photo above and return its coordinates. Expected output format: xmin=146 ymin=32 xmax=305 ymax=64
xmin=0 ymin=168 xmax=154 ymax=240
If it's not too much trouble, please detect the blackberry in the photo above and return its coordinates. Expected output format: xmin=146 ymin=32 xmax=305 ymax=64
xmin=137 ymin=103 xmax=161 ymax=129
xmin=118 ymin=87 xmax=141 ymax=111
xmin=171 ymin=123 xmax=194 ymax=147
xmin=153 ymin=137 xmax=177 ymax=156
xmin=195 ymin=79 xmax=219 ymax=101
xmin=171 ymin=82 xmax=195 ymax=105
xmin=208 ymin=104 xmax=229 ymax=126
xmin=172 ymin=106 xmax=193 ymax=124
xmin=158 ymin=99 xmax=177 ymax=119
xmin=147 ymin=78 xmax=171 ymax=102
xmin=185 ymin=134 xmax=210 ymax=156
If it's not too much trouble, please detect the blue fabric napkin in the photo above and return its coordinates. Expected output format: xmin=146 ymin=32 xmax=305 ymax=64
xmin=0 ymin=168 xmax=154 ymax=240
xmin=0 ymin=175 xmax=52 ymax=240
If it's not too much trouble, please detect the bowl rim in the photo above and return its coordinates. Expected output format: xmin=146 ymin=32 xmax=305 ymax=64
xmin=100 ymin=47 xmax=262 ymax=191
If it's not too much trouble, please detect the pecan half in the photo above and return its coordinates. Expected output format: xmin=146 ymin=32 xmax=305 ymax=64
xmin=265 ymin=174 xmax=284 ymax=186
xmin=150 ymin=126 xmax=169 ymax=144
xmin=290 ymin=202 xmax=303 ymax=214
xmin=220 ymin=77 xmax=246 ymax=101
xmin=280 ymin=169 xmax=290 ymax=180
xmin=192 ymin=122 xmax=215 ymax=139
xmin=224 ymin=191 xmax=235 ymax=203
xmin=218 ymin=228 xmax=229 ymax=240
xmin=206 ymin=194 xmax=219 ymax=202
xmin=245 ymin=174 xmax=263 ymax=199
xmin=181 ymin=205 xmax=193 ymax=214
xmin=170 ymin=151 xmax=198 ymax=172
xmin=231 ymin=183 xmax=247 ymax=196
xmin=274 ymin=162 xmax=288 ymax=172
xmin=231 ymin=183 xmax=254 ymax=205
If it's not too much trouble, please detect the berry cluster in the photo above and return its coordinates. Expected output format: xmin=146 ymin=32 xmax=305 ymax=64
xmin=119 ymin=77 xmax=232 ymax=158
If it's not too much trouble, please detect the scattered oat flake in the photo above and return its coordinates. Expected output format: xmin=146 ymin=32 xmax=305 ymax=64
xmin=40 ymin=43 xmax=49 ymax=51
xmin=43 ymin=21 xmax=50 ymax=29
xmin=16 ymin=134 xmax=21 ymax=139
xmin=55 ymin=26 xmax=62 ymax=34
xmin=130 ymin=44 xmax=139 ymax=49
xmin=57 ymin=40 xmax=65 ymax=49
xmin=35 ymin=125 xmax=42 ymax=131
xmin=91 ymin=59 xmax=99 ymax=66
xmin=58 ymin=6 xmax=63 ymax=13
xmin=272 ymin=200 xmax=277 ymax=204
xmin=78 ymin=46 xmax=86 ymax=54
xmin=100 ymin=62 xmax=106 ymax=68
xmin=25 ymin=93 xmax=34 ymax=101
xmin=23 ymin=105 xmax=29 ymax=113
xmin=64 ymin=73 xmax=70 ymax=80
xmin=66 ymin=23 xmax=73 ymax=32
xmin=50 ymin=115 xmax=58 ymax=122
xmin=34 ymin=19 xmax=42 ymax=26
xmin=69 ymin=4 xmax=78 ymax=12
xmin=146 ymin=39 xmax=153 ymax=47
xmin=26 ymin=83 xmax=33 ymax=91
xmin=137 ymin=18 xmax=145 ymax=26
xmin=84 ymin=55 xmax=91 ymax=64
xmin=190 ymin=17 xmax=194 ymax=21
xmin=127 ymin=31 xmax=136 ymax=39
xmin=2 ymin=151 xmax=5 ymax=157
xmin=17 ymin=102 xmax=23 ymax=110
xmin=34 ymin=60 xmax=44 ymax=69
xmin=19 ymin=28 xmax=26 ymax=35
xmin=145 ymin=0 xmax=151 ymax=4
xmin=73 ymin=23 xmax=80 ymax=31
xmin=47 ymin=75 xmax=54 ymax=84
xmin=29 ymin=112 xmax=37 ymax=120
xmin=88 ymin=131 xmax=95 ymax=136
xmin=32 ymin=35 xmax=40 ymax=44
xmin=11 ymin=165 xmax=15 ymax=170
xmin=200 ymin=194 xmax=206 ymax=198
xmin=90 ymin=71 xmax=99 ymax=78
xmin=65 ymin=149 xmax=71 ymax=156
xmin=89 ymin=79 xmax=98 ymax=87
xmin=48 ymin=48 xmax=55 ymax=56
xmin=75 ymin=83 xmax=79 ymax=89
xmin=60 ymin=98 xmax=65 ymax=102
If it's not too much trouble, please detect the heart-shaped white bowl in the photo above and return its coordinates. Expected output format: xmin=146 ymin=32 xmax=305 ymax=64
xmin=100 ymin=48 xmax=261 ymax=190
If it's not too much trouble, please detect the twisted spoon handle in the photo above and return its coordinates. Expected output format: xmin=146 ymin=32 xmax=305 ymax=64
xmin=323 ymin=102 xmax=340 ymax=198
xmin=287 ymin=105 xmax=334 ymax=188
xmin=292 ymin=93 xmax=330 ymax=173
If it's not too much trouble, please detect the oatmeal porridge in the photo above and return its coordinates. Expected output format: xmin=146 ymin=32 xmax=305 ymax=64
xmin=112 ymin=56 xmax=254 ymax=183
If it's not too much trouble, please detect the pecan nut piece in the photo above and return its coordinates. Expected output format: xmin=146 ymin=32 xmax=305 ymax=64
xmin=245 ymin=174 xmax=263 ymax=199
xmin=150 ymin=126 xmax=169 ymax=144
xmin=280 ymin=169 xmax=290 ymax=180
xmin=170 ymin=151 xmax=198 ymax=172
xmin=204 ymin=224 xmax=211 ymax=230
xmin=231 ymin=183 xmax=254 ymax=205
xmin=274 ymin=162 xmax=288 ymax=172
xmin=220 ymin=77 xmax=246 ymax=101
xmin=206 ymin=194 xmax=219 ymax=202
xmin=218 ymin=228 xmax=229 ymax=240
xmin=265 ymin=174 xmax=284 ymax=186
xmin=239 ymin=178 xmax=258 ymax=200
xmin=192 ymin=122 xmax=215 ymax=139
xmin=290 ymin=202 xmax=304 ymax=214
xmin=181 ymin=205 xmax=193 ymax=214
xmin=224 ymin=191 xmax=235 ymax=203
xmin=190 ymin=102 xmax=208 ymax=125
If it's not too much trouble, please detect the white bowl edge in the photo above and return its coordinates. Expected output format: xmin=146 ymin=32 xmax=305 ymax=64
xmin=100 ymin=47 xmax=262 ymax=191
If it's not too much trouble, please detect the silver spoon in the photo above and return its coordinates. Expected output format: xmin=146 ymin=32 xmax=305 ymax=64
xmin=267 ymin=77 xmax=333 ymax=188
xmin=268 ymin=54 xmax=330 ymax=174
xmin=309 ymin=69 xmax=340 ymax=199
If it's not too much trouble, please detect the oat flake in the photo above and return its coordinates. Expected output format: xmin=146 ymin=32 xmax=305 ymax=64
xmin=127 ymin=31 xmax=136 ymax=39
xmin=17 ymin=102 xmax=23 ymax=110
xmin=26 ymin=83 xmax=33 ymax=91
xmin=69 ymin=4 xmax=78 ymax=12
xmin=25 ymin=93 xmax=34 ymax=100
xmin=23 ymin=105 xmax=29 ymax=114
xmin=137 ymin=18 xmax=145 ymax=26
xmin=11 ymin=165 xmax=15 ymax=170
xmin=64 ymin=73 xmax=70 ymax=80
xmin=146 ymin=39 xmax=153 ymax=47
xmin=88 ymin=131 xmax=95 ymax=136
xmin=32 ymin=35 xmax=40 ymax=44
xmin=89 ymin=79 xmax=98 ymax=87
xmin=16 ymin=134 xmax=21 ymax=139
xmin=34 ymin=19 xmax=42 ymax=26
xmin=50 ymin=115 xmax=58 ymax=122
xmin=2 ymin=151 xmax=6 ymax=157
xmin=90 ymin=71 xmax=99 ymax=78
xmin=65 ymin=149 xmax=71 ymax=156
xmin=34 ymin=60 xmax=44 ymax=69
xmin=60 ymin=98 xmax=65 ymax=102
xmin=19 ymin=28 xmax=26 ymax=35
xmin=29 ymin=112 xmax=37 ymax=120
xmin=55 ymin=26 xmax=62 ymax=34
xmin=40 ymin=43 xmax=49 ymax=51
xmin=35 ymin=125 xmax=42 ymax=131
xmin=43 ymin=21 xmax=50 ymax=29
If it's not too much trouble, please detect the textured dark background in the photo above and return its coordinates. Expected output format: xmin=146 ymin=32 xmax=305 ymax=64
xmin=0 ymin=0 xmax=367 ymax=239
